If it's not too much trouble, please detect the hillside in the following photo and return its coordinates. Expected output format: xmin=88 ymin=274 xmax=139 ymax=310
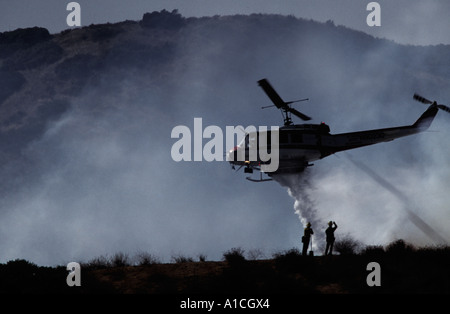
xmin=1 ymin=243 xmax=449 ymax=296
xmin=86 ymin=249 xmax=450 ymax=294
xmin=1 ymin=10 xmax=449 ymax=164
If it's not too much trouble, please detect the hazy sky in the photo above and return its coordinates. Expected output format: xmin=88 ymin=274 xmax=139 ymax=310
xmin=1 ymin=0 xmax=450 ymax=45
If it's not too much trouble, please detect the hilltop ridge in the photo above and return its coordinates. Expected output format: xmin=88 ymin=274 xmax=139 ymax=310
xmin=1 ymin=241 xmax=449 ymax=294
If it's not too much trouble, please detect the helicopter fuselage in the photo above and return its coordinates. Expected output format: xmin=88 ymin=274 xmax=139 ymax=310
xmin=227 ymin=104 xmax=439 ymax=177
xmin=228 ymin=78 xmax=445 ymax=181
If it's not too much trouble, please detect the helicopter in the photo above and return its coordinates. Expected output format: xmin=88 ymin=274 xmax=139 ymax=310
xmin=227 ymin=78 xmax=449 ymax=182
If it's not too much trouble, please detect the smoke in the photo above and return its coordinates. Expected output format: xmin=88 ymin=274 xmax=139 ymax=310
xmin=273 ymin=172 xmax=326 ymax=252
xmin=344 ymin=153 xmax=447 ymax=245
xmin=272 ymin=147 xmax=449 ymax=254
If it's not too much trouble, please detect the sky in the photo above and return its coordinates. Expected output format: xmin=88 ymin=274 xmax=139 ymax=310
xmin=0 ymin=1 xmax=449 ymax=267
xmin=1 ymin=0 xmax=450 ymax=46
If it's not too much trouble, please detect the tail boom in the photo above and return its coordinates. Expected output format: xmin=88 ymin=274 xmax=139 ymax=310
xmin=322 ymin=105 xmax=439 ymax=155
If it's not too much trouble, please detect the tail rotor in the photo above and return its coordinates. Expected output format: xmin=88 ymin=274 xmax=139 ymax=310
xmin=413 ymin=93 xmax=450 ymax=114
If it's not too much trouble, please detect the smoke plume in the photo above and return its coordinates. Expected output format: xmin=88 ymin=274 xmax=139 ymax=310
xmin=344 ymin=153 xmax=447 ymax=245
xmin=273 ymin=172 xmax=326 ymax=253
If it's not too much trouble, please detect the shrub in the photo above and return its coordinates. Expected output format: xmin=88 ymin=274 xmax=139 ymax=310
xmin=272 ymin=248 xmax=302 ymax=260
xmin=223 ymin=247 xmax=246 ymax=264
xmin=272 ymin=248 xmax=313 ymax=272
xmin=83 ymin=255 xmax=111 ymax=269
xmin=334 ymin=235 xmax=362 ymax=255
xmin=5 ymin=259 xmax=38 ymax=271
xmin=111 ymin=252 xmax=131 ymax=267
xmin=134 ymin=252 xmax=160 ymax=265
xmin=0 ymin=27 xmax=50 ymax=44
xmin=171 ymin=254 xmax=194 ymax=263
xmin=385 ymin=239 xmax=415 ymax=255
xmin=247 ymin=248 xmax=265 ymax=260
xmin=197 ymin=254 xmax=207 ymax=262
xmin=360 ymin=245 xmax=385 ymax=257
xmin=140 ymin=10 xmax=185 ymax=30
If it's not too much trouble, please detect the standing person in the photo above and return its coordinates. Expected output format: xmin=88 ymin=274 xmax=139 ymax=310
xmin=325 ymin=221 xmax=338 ymax=255
xmin=302 ymin=222 xmax=314 ymax=256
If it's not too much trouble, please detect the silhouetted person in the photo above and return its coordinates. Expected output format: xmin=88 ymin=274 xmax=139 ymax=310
xmin=325 ymin=221 xmax=338 ymax=255
xmin=302 ymin=222 xmax=314 ymax=256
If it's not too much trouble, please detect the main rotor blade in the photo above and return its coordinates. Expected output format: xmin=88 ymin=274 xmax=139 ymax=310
xmin=257 ymin=78 xmax=287 ymax=109
xmin=438 ymin=104 xmax=450 ymax=113
xmin=258 ymin=78 xmax=312 ymax=121
xmin=413 ymin=93 xmax=433 ymax=105
xmin=286 ymin=98 xmax=309 ymax=105
xmin=288 ymin=107 xmax=312 ymax=121
xmin=234 ymin=165 xmax=244 ymax=172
